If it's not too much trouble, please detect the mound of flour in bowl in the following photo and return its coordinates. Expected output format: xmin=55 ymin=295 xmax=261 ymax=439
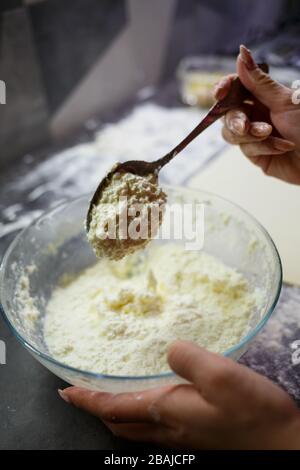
xmin=43 ymin=244 xmax=263 ymax=376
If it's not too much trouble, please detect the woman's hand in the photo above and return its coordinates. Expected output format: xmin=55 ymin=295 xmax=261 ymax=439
xmin=59 ymin=341 xmax=300 ymax=449
xmin=215 ymin=45 xmax=300 ymax=184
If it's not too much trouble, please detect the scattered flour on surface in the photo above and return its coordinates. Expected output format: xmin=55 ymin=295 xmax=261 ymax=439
xmin=242 ymin=285 xmax=300 ymax=401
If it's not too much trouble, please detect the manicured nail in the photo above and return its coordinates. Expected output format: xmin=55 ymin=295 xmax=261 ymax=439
xmin=229 ymin=118 xmax=245 ymax=135
xmin=251 ymin=122 xmax=272 ymax=136
xmin=273 ymin=138 xmax=295 ymax=151
xmin=239 ymin=45 xmax=256 ymax=71
xmin=58 ymin=389 xmax=71 ymax=404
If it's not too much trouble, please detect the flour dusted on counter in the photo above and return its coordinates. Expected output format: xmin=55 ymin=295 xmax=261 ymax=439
xmin=43 ymin=244 xmax=262 ymax=376
xmin=94 ymin=104 xmax=223 ymax=185
xmin=1 ymin=104 xmax=223 ymax=239
xmin=87 ymin=171 xmax=166 ymax=260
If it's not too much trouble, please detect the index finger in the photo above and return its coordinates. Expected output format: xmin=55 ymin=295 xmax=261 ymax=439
xmin=61 ymin=385 xmax=173 ymax=423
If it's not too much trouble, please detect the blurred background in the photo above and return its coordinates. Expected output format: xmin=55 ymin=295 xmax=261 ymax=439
xmin=1 ymin=0 xmax=300 ymax=168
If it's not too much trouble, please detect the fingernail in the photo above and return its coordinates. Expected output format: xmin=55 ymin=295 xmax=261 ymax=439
xmin=251 ymin=122 xmax=272 ymax=136
xmin=274 ymin=139 xmax=295 ymax=151
xmin=229 ymin=118 xmax=245 ymax=135
xmin=58 ymin=389 xmax=71 ymax=404
xmin=239 ymin=45 xmax=256 ymax=71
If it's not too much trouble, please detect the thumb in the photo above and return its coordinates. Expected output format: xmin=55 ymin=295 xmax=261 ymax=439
xmin=168 ymin=340 xmax=236 ymax=396
xmin=237 ymin=45 xmax=290 ymax=111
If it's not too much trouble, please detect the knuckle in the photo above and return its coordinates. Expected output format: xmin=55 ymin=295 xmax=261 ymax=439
xmin=208 ymin=364 xmax=233 ymax=389
xmin=252 ymin=71 xmax=274 ymax=96
xmin=254 ymin=69 xmax=268 ymax=84
xmin=148 ymin=401 xmax=162 ymax=423
xmin=253 ymin=69 xmax=275 ymax=89
xmin=100 ymin=398 xmax=120 ymax=422
xmin=208 ymin=372 xmax=226 ymax=389
xmin=278 ymin=88 xmax=295 ymax=109
xmin=239 ymin=143 xmax=252 ymax=156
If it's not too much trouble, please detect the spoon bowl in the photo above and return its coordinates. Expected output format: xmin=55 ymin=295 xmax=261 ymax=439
xmin=86 ymin=160 xmax=158 ymax=230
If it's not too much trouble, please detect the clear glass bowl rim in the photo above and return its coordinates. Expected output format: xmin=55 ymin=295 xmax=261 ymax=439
xmin=0 ymin=189 xmax=282 ymax=382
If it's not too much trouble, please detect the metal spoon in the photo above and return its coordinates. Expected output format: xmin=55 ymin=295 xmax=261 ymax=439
xmin=86 ymin=63 xmax=268 ymax=230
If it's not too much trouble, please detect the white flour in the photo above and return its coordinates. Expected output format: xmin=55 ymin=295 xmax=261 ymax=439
xmin=44 ymin=243 xmax=262 ymax=376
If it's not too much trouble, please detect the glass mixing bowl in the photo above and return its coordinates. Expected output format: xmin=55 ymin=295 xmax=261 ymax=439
xmin=0 ymin=187 xmax=282 ymax=392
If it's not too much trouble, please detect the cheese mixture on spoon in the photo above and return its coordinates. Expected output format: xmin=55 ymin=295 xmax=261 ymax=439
xmin=87 ymin=171 xmax=167 ymax=260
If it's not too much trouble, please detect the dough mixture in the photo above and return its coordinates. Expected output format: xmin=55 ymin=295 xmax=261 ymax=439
xmin=44 ymin=243 xmax=262 ymax=376
xmin=87 ymin=171 xmax=166 ymax=260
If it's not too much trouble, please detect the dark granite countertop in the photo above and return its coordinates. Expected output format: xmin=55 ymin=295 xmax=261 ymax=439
xmin=1 ymin=95 xmax=300 ymax=450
